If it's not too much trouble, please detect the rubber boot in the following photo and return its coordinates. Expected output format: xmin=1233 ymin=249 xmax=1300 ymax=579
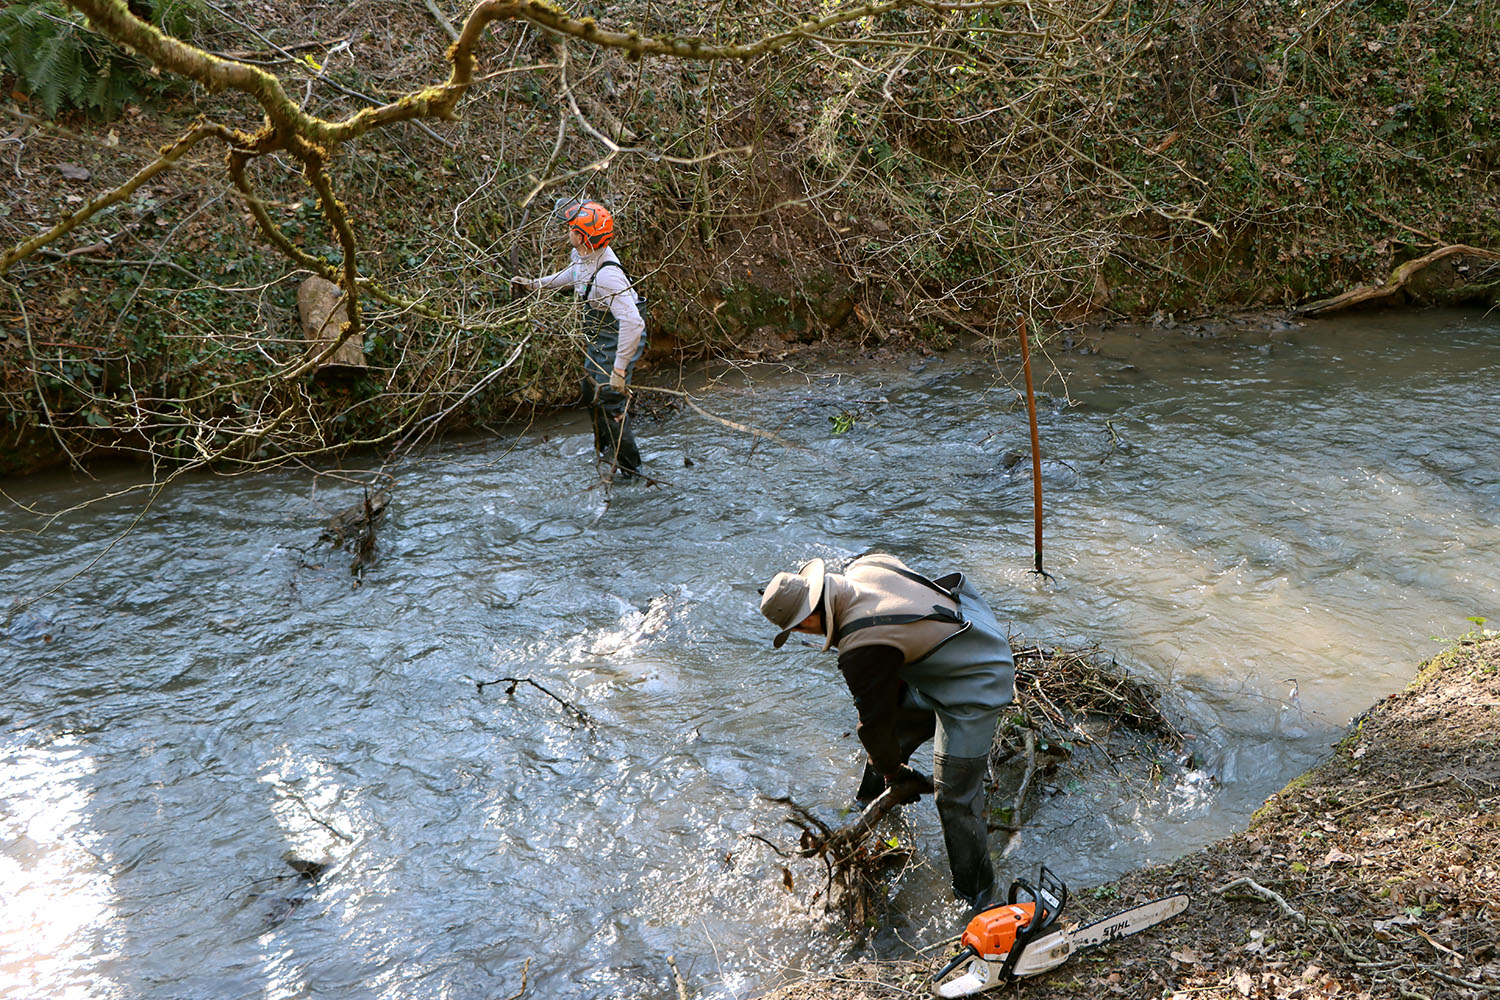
xmin=933 ymin=752 xmax=996 ymax=910
xmin=584 ymin=379 xmax=642 ymax=479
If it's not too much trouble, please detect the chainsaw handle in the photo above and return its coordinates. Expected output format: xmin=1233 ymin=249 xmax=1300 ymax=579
xmin=1005 ymin=864 xmax=1067 ymax=931
xmin=998 ymin=864 xmax=1068 ymax=982
xmin=930 ymin=944 xmax=978 ymax=986
xmin=1036 ymin=864 xmax=1069 ymax=928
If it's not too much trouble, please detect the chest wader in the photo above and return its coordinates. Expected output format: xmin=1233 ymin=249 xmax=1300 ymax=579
xmin=839 ymin=567 xmax=1015 ymax=912
xmin=580 ymin=261 xmax=645 ymax=478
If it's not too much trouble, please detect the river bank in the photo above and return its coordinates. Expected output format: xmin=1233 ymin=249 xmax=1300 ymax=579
xmin=756 ymin=633 xmax=1500 ymax=1000
xmin=5 ymin=0 xmax=1500 ymax=476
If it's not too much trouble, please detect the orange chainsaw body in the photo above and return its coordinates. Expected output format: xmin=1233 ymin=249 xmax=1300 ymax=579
xmin=960 ymin=902 xmax=1037 ymax=960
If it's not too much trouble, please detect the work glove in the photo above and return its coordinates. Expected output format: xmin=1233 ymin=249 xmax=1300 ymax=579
xmin=609 ymin=368 xmax=627 ymax=393
xmin=509 ymin=275 xmax=533 ymax=290
xmin=886 ymin=764 xmax=933 ymax=805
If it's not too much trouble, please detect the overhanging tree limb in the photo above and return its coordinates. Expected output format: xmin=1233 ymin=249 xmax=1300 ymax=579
xmin=5 ymin=0 xmax=1062 ymax=294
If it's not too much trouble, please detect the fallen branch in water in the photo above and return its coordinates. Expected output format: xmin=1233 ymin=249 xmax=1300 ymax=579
xmin=475 ymin=674 xmax=596 ymax=732
xmin=820 ymin=781 xmax=925 ymax=861
xmin=1295 ymin=244 xmax=1500 ymax=317
xmin=503 ymin=958 xmax=531 ymax=1000
xmin=995 ymin=727 xmax=1037 ymax=857
xmin=632 ymin=384 xmax=809 ymax=453
xmin=318 ymin=487 xmax=390 ymax=580
xmin=666 ymin=955 xmax=690 ymax=1000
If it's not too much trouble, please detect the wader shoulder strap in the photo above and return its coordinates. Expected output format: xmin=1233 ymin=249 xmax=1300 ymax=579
xmin=836 ymin=604 xmax=963 ymax=643
xmin=582 ymin=260 xmax=628 ymax=301
xmin=888 ymin=565 xmax=959 ymax=599
xmin=849 ymin=559 xmax=960 ymax=599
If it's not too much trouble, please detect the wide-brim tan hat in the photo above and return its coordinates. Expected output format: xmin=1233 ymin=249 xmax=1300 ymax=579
xmin=761 ymin=558 xmax=827 ymax=648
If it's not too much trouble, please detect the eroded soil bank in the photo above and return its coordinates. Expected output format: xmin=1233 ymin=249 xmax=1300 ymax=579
xmin=757 ymin=635 xmax=1500 ymax=1000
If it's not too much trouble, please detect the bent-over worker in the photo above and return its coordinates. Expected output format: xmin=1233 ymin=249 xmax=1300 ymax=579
xmin=760 ymin=552 xmax=1015 ymax=914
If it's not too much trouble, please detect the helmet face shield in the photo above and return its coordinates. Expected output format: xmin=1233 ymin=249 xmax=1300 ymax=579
xmin=552 ymin=197 xmax=584 ymax=225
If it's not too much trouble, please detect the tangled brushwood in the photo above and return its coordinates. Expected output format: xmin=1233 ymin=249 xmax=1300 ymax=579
xmin=994 ymin=642 xmax=1189 ymax=837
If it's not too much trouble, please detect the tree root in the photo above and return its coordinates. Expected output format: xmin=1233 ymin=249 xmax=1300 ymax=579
xmin=1213 ymin=876 xmax=1307 ymax=924
xmin=1214 ymin=872 xmax=1500 ymax=999
xmin=768 ymin=783 xmax=919 ymax=936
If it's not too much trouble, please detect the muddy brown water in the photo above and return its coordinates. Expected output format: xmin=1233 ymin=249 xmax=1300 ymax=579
xmin=3 ymin=310 xmax=1497 ymax=999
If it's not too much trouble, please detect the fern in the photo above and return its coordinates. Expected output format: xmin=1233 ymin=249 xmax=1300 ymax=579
xmin=25 ymin=12 xmax=87 ymax=116
xmin=0 ymin=0 xmax=201 ymax=119
xmin=83 ymin=62 xmax=117 ymax=117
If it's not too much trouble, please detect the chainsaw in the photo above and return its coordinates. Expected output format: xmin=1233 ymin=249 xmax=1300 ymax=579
xmin=931 ymin=865 xmax=1189 ymax=997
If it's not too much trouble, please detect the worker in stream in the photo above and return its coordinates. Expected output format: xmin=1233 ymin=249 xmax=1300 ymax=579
xmin=760 ymin=552 xmax=1016 ymax=915
xmin=512 ymin=197 xmax=647 ymax=482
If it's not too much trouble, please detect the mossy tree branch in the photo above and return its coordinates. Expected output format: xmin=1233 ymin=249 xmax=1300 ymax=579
xmin=5 ymin=0 xmax=1045 ymax=336
xmin=0 ymin=122 xmax=243 ymax=272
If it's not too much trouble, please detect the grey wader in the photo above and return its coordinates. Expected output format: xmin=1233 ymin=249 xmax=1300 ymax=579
xmin=580 ymin=261 xmax=646 ymax=478
xmin=839 ymin=567 xmax=1015 ymax=910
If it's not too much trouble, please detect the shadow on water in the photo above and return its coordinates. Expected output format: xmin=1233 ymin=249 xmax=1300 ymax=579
xmin=2 ymin=309 xmax=1498 ymax=999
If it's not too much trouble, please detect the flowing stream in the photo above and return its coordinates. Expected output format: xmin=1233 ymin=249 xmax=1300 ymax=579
xmin=3 ymin=309 xmax=1498 ymax=1000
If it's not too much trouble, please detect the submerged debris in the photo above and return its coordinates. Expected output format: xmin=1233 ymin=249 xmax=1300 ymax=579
xmin=284 ymin=857 xmax=327 ymax=882
xmin=318 ymin=487 xmax=390 ymax=578
xmin=232 ymin=854 xmax=331 ymax=930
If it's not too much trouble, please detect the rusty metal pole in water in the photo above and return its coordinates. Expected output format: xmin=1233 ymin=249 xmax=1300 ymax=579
xmin=1017 ymin=312 xmax=1048 ymax=578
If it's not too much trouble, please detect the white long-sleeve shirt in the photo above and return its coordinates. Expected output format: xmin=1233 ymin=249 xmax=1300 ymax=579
xmin=533 ymin=246 xmax=645 ymax=374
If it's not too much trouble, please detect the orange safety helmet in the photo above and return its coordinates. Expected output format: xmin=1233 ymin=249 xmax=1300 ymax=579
xmin=554 ymin=198 xmax=615 ymax=250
